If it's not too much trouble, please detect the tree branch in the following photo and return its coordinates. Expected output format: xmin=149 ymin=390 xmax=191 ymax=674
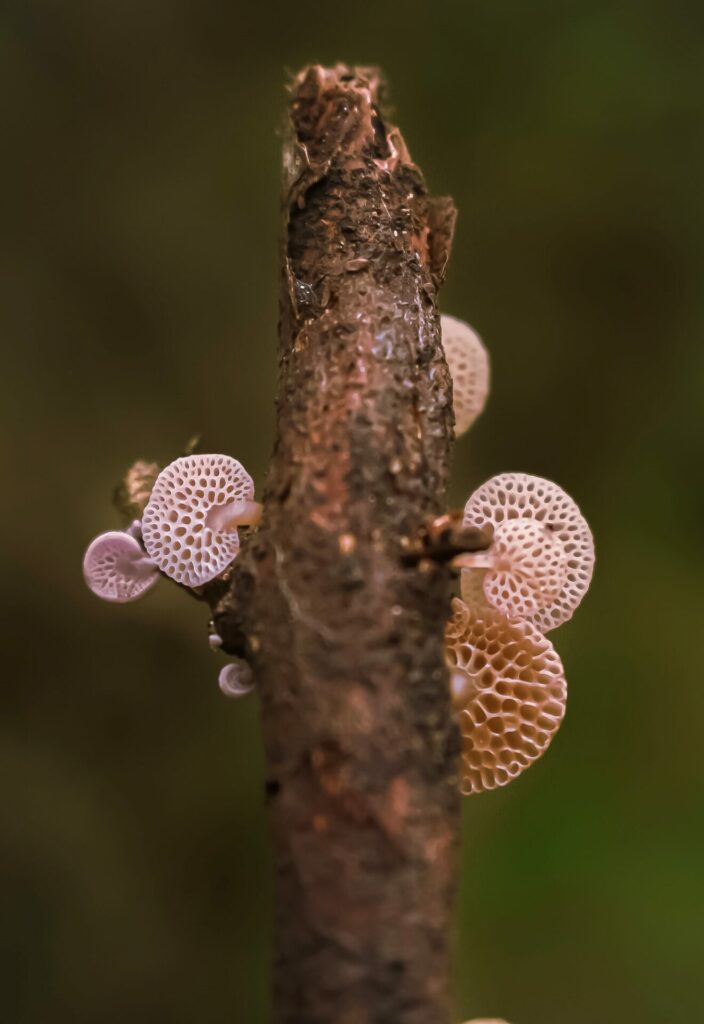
xmin=210 ymin=64 xmax=470 ymax=1023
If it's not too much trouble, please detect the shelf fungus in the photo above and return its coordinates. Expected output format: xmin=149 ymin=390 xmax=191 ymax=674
xmin=459 ymin=472 xmax=594 ymax=633
xmin=448 ymin=472 xmax=593 ymax=793
xmin=141 ymin=454 xmax=262 ymax=587
xmin=446 ymin=597 xmax=567 ymax=794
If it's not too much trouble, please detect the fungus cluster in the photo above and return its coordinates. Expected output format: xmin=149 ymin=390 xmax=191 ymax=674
xmin=446 ymin=472 xmax=594 ymax=794
xmin=83 ymin=453 xmax=261 ymax=695
xmin=77 ymin=87 xmax=593 ymax=1022
xmin=83 ymin=313 xmax=593 ymax=767
xmin=438 ymin=315 xmax=593 ymax=795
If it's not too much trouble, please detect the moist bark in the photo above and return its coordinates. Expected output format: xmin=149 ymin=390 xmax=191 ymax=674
xmin=209 ymin=64 xmax=465 ymax=1024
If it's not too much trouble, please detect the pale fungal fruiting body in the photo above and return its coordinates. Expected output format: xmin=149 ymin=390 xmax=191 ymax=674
xmin=218 ymin=661 xmax=254 ymax=698
xmin=484 ymin=517 xmax=567 ymax=620
xmin=440 ymin=313 xmax=490 ymax=437
xmin=141 ymin=454 xmax=260 ymax=587
xmin=449 ymin=473 xmax=593 ymax=793
xmin=83 ymin=531 xmax=159 ymax=603
xmin=456 ymin=516 xmax=569 ymax=622
xmin=446 ymin=597 xmax=567 ymax=794
xmin=84 ymin=454 xmax=261 ymax=693
xmin=461 ymin=472 xmax=594 ymax=632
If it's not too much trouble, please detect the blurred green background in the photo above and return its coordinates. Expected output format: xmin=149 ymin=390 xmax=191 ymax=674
xmin=2 ymin=1 xmax=703 ymax=1022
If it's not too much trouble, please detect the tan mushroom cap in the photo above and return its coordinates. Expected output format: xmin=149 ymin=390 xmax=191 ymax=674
xmin=441 ymin=313 xmax=490 ymax=437
xmin=83 ymin=531 xmax=158 ymax=603
xmin=446 ymin=597 xmax=566 ymax=794
xmin=462 ymin=472 xmax=594 ymax=632
xmin=142 ymin=454 xmax=254 ymax=587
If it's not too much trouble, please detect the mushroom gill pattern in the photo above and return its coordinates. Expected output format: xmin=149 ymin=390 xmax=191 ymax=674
xmin=142 ymin=454 xmax=253 ymax=587
xmin=83 ymin=531 xmax=158 ymax=603
xmin=445 ymin=597 xmax=566 ymax=794
xmin=480 ymin=516 xmax=568 ymax=622
xmin=462 ymin=472 xmax=594 ymax=633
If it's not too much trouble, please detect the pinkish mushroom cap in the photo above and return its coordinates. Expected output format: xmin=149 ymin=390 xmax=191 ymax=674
xmin=83 ymin=530 xmax=159 ymax=603
xmin=446 ymin=597 xmax=567 ymax=794
xmin=441 ymin=313 xmax=490 ymax=437
xmin=142 ymin=454 xmax=257 ymax=587
xmin=218 ymin=662 xmax=254 ymax=698
xmin=461 ymin=473 xmax=594 ymax=632
xmin=457 ymin=516 xmax=569 ymax=622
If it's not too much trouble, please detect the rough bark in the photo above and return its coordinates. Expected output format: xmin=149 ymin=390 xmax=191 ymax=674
xmin=208 ymin=64 xmax=485 ymax=1024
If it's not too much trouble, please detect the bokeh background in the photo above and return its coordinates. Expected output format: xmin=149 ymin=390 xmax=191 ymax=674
xmin=2 ymin=2 xmax=703 ymax=1022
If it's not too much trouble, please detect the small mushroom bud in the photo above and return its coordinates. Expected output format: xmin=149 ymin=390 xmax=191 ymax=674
xmin=141 ymin=454 xmax=262 ymax=587
xmin=218 ymin=661 xmax=254 ymax=698
xmin=83 ymin=530 xmax=159 ymax=603
xmin=440 ymin=313 xmax=490 ymax=437
xmin=446 ymin=597 xmax=567 ymax=794
xmin=460 ymin=472 xmax=594 ymax=632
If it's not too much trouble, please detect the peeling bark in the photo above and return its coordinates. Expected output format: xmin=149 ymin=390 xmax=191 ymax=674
xmin=210 ymin=64 xmax=474 ymax=1024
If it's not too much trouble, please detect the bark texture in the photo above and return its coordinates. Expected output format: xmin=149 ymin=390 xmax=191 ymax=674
xmin=210 ymin=64 xmax=477 ymax=1024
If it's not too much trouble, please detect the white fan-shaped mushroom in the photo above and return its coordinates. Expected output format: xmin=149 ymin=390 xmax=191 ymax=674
xmin=142 ymin=454 xmax=260 ymax=587
xmin=441 ymin=313 xmax=490 ymax=436
xmin=460 ymin=473 xmax=594 ymax=632
xmin=83 ymin=531 xmax=158 ymax=603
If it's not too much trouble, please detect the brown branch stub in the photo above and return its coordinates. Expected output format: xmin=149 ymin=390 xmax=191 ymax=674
xmin=113 ymin=459 xmax=160 ymax=523
xmin=215 ymin=65 xmax=461 ymax=1023
xmin=401 ymin=512 xmax=493 ymax=567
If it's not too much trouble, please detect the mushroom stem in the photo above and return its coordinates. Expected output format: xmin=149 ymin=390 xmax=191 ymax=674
xmin=209 ymin=500 xmax=263 ymax=532
xmin=117 ymin=552 xmax=157 ymax=579
xmin=451 ymin=550 xmax=494 ymax=570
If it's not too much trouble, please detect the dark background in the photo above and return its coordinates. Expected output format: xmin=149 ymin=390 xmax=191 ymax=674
xmin=2 ymin=2 xmax=703 ymax=1022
